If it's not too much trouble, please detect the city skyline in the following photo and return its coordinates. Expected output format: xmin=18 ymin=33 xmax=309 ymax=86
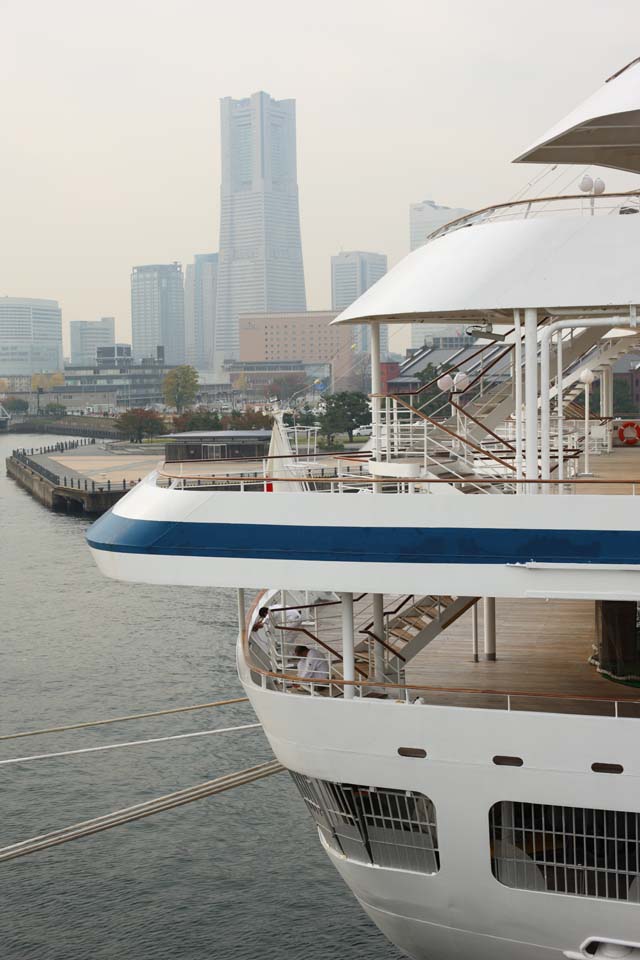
xmin=2 ymin=1 xmax=639 ymax=355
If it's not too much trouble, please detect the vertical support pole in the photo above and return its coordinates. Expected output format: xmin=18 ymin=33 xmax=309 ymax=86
xmin=370 ymin=323 xmax=381 ymax=467
xmin=472 ymin=601 xmax=479 ymax=663
xmin=557 ymin=330 xmax=564 ymax=486
xmin=606 ymin=365 xmax=614 ymax=452
xmin=524 ymin=308 xmax=538 ymax=493
xmin=584 ymin=381 xmax=591 ymax=475
xmin=237 ymin=588 xmax=246 ymax=640
xmin=483 ymin=597 xmax=496 ymax=661
xmin=513 ymin=310 xmax=523 ymax=488
xmin=373 ymin=593 xmax=385 ymax=681
xmin=340 ymin=592 xmax=355 ymax=699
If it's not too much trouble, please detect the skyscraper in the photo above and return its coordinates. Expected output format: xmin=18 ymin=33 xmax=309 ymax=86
xmin=0 ymin=297 xmax=63 ymax=375
xmin=409 ymin=199 xmax=470 ymax=252
xmin=331 ymin=250 xmax=388 ymax=354
xmin=131 ymin=264 xmax=185 ymax=365
xmin=184 ymin=253 xmax=218 ymax=371
xmin=70 ymin=317 xmax=115 ymax=366
xmin=215 ymin=91 xmax=306 ymax=374
xmin=409 ymin=200 xmax=470 ymax=349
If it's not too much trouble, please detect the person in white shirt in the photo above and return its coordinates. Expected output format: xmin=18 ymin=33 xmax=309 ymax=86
xmin=251 ymin=621 xmax=270 ymax=654
xmin=294 ymin=644 xmax=330 ymax=682
xmin=284 ymin=607 xmax=303 ymax=626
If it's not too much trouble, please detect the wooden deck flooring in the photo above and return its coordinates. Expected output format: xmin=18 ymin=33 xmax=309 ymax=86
xmin=574 ymin=445 xmax=640 ymax=495
xmin=407 ymin=598 xmax=640 ymax=715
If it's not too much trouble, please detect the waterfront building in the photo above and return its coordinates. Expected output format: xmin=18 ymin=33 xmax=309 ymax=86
xmin=0 ymin=297 xmax=63 ymax=376
xmin=69 ymin=317 xmax=115 ymax=366
xmin=131 ymin=264 xmax=185 ymax=365
xmin=64 ymin=348 xmax=174 ymax=407
xmin=215 ymin=91 xmax=306 ymax=374
xmin=331 ymin=251 xmax=388 ymax=354
xmin=239 ymin=310 xmax=357 ymax=390
xmin=185 ymin=253 xmax=218 ymax=371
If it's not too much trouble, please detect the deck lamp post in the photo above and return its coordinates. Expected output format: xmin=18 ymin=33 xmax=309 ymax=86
xmin=580 ymin=368 xmax=595 ymax=475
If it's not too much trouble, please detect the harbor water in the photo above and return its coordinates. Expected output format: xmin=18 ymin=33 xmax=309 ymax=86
xmin=1 ymin=434 xmax=396 ymax=960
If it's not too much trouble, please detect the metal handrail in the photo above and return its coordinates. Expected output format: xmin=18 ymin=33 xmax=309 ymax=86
xmin=270 ymin=623 xmax=368 ymax=678
xmin=157 ymin=468 xmax=640 ymax=487
xmin=243 ymin=594 xmax=640 ymax=713
xmin=449 ymin=397 xmax=517 ymax=454
xmin=426 ymin=190 xmax=640 ymax=244
xmin=392 ymin=395 xmax=516 ymax=472
xmin=378 ymin=340 xmax=508 ymax=399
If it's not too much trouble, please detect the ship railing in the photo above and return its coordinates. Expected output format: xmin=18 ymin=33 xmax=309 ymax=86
xmin=248 ymin=590 xmax=403 ymax=694
xmin=426 ymin=191 xmax=640 ymax=245
xmin=374 ymin=394 xmax=517 ymax=492
xmin=156 ymin=469 xmax=640 ymax=496
xmin=244 ymin=593 xmax=640 ymax=718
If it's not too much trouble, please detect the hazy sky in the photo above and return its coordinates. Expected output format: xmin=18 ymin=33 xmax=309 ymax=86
xmin=3 ymin=0 xmax=640 ymax=351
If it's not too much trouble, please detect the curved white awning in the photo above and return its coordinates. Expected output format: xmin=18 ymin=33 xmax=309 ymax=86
xmin=332 ymin=214 xmax=640 ymax=325
xmin=515 ymin=57 xmax=640 ymax=174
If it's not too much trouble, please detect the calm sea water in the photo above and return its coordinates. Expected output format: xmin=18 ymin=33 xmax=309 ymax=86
xmin=1 ymin=434 xmax=396 ymax=960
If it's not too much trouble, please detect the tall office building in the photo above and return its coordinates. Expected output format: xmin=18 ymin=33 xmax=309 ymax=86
xmin=184 ymin=253 xmax=218 ymax=371
xmin=215 ymin=91 xmax=306 ymax=375
xmin=131 ymin=264 xmax=185 ymax=365
xmin=408 ymin=200 xmax=471 ymax=349
xmin=331 ymin=250 xmax=388 ymax=354
xmin=0 ymin=297 xmax=63 ymax=375
xmin=409 ymin=199 xmax=470 ymax=252
xmin=69 ymin=317 xmax=115 ymax=366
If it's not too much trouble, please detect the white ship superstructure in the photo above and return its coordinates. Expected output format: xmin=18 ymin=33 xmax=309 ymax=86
xmin=88 ymin=61 xmax=640 ymax=960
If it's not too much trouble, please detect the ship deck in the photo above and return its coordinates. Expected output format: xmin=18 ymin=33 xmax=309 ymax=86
xmin=405 ymin=597 xmax=640 ymax=716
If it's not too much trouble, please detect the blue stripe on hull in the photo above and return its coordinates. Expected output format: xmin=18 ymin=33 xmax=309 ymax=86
xmin=87 ymin=513 xmax=640 ymax=567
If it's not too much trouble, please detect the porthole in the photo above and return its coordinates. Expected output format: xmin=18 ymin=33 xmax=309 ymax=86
xmin=591 ymin=762 xmax=623 ymax=775
xmin=493 ymin=755 xmax=523 ymax=767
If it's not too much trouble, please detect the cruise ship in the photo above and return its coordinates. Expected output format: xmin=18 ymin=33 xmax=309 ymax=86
xmin=88 ymin=61 xmax=640 ymax=960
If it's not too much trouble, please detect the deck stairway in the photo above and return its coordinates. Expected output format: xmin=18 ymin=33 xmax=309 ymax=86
xmin=371 ymin=324 xmax=640 ymax=488
xmin=357 ymin=593 xmax=479 ymax=678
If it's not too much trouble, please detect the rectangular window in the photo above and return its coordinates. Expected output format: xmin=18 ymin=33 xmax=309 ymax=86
xmin=291 ymin=772 xmax=439 ymax=875
xmin=490 ymin=801 xmax=640 ymax=902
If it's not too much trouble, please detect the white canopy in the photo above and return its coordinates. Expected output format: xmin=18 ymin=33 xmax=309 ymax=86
xmin=515 ymin=57 xmax=640 ymax=174
xmin=332 ymin=214 xmax=640 ymax=325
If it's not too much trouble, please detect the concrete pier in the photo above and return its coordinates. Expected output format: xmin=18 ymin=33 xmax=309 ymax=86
xmin=6 ymin=440 xmax=158 ymax=515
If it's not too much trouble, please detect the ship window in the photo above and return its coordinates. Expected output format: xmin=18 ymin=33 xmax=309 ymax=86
xmin=290 ymin=772 xmax=439 ymax=875
xmin=493 ymin=755 xmax=524 ymax=767
xmin=489 ymin=801 xmax=640 ymax=902
xmin=591 ymin=763 xmax=624 ymax=775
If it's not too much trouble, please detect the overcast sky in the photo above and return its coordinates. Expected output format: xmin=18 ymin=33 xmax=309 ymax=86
xmin=2 ymin=0 xmax=640 ymax=350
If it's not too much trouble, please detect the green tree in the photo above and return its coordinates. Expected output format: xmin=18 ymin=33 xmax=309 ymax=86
xmin=115 ymin=408 xmax=166 ymax=443
xmin=43 ymin=402 xmax=67 ymax=417
xmin=3 ymin=397 xmax=29 ymax=413
xmin=319 ymin=392 xmax=370 ymax=443
xmin=163 ymin=365 xmax=199 ymax=413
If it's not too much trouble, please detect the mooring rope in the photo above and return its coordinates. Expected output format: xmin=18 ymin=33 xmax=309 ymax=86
xmin=0 ymin=723 xmax=263 ymax=766
xmin=0 ymin=696 xmax=250 ymax=742
xmin=0 ymin=760 xmax=285 ymax=862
